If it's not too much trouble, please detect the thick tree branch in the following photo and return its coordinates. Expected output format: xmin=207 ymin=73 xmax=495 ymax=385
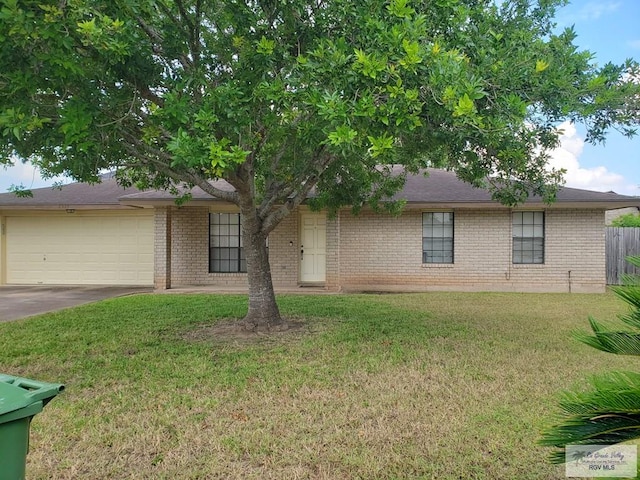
xmin=247 ymin=123 xmax=269 ymax=164
xmin=134 ymin=15 xmax=164 ymax=51
xmin=154 ymin=161 xmax=240 ymax=204
xmin=226 ymin=157 xmax=256 ymax=205
xmin=132 ymin=16 xmax=189 ymax=73
xmin=174 ymin=0 xmax=195 ymax=33
xmin=134 ymin=84 xmax=165 ymax=108
xmin=119 ymin=131 xmax=240 ymax=204
xmin=153 ymin=1 xmax=194 ymax=70
xmin=261 ymin=114 xmax=310 ymax=206
xmin=261 ymin=148 xmax=334 ymax=233
xmin=190 ymin=0 xmax=203 ymax=69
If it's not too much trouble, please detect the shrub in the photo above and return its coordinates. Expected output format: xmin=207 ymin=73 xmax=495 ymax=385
xmin=611 ymin=213 xmax=640 ymax=227
xmin=540 ymin=256 xmax=640 ymax=463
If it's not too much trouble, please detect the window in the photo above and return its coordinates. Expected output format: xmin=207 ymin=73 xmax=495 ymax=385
xmin=512 ymin=211 xmax=544 ymax=264
xmin=209 ymin=213 xmax=246 ymax=273
xmin=422 ymin=212 xmax=454 ymax=263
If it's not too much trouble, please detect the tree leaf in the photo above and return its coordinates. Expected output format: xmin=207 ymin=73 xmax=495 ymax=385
xmin=535 ymin=59 xmax=550 ymax=72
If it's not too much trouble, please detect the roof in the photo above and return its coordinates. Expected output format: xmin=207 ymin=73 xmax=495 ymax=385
xmin=391 ymin=169 xmax=640 ymax=208
xmin=118 ymin=178 xmax=234 ymax=204
xmin=1 ymin=168 xmax=639 ymax=210
xmin=0 ymin=174 xmax=143 ymax=210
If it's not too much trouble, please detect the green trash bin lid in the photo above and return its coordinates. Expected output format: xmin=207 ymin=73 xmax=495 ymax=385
xmin=0 ymin=382 xmax=38 ymax=417
xmin=0 ymin=374 xmax=65 ymax=418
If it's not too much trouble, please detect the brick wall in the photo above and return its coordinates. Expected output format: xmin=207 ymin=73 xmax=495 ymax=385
xmin=0 ymin=214 xmax=5 ymax=284
xmin=163 ymin=206 xmax=299 ymax=288
xmin=159 ymin=205 xmax=606 ymax=293
xmin=337 ymin=208 xmax=606 ymax=293
xmin=326 ymin=214 xmax=341 ymax=289
xmin=169 ymin=207 xmax=210 ymax=286
xmin=153 ymin=208 xmax=171 ymax=289
xmin=268 ymin=211 xmax=299 ymax=287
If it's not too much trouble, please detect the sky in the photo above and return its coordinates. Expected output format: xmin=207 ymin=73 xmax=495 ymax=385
xmin=1 ymin=1 xmax=639 ymax=196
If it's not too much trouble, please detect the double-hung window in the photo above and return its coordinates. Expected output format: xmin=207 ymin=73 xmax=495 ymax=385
xmin=512 ymin=211 xmax=544 ymax=264
xmin=422 ymin=212 xmax=454 ymax=264
xmin=209 ymin=213 xmax=246 ymax=273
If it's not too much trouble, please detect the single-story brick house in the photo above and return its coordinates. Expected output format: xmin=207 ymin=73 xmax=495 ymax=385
xmin=1 ymin=169 xmax=639 ymax=293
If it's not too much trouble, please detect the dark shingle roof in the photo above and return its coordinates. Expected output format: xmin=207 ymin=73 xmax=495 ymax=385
xmin=0 ymin=175 xmax=141 ymax=208
xmin=393 ymin=168 xmax=640 ymax=206
xmin=1 ymin=168 xmax=638 ymax=209
xmin=117 ymin=179 xmax=234 ymax=202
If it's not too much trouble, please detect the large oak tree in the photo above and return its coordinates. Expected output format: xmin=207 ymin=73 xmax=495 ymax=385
xmin=1 ymin=0 xmax=638 ymax=328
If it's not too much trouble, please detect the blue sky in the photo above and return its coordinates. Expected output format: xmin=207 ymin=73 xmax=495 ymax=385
xmin=1 ymin=0 xmax=639 ymax=195
xmin=546 ymin=0 xmax=640 ymax=196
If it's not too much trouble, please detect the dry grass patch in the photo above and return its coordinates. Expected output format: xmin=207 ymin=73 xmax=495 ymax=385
xmin=0 ymin=292 xmax=633 ymax=479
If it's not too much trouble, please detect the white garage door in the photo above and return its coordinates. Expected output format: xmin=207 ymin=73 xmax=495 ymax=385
xmin=6 ymin=214 xmax=154 ymax=285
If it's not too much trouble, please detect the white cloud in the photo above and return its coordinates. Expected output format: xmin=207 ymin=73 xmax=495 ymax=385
xmin=629 ymin=39 xmax=640 ymax=50
xmin=547 ymin=121 xmax=639 ymax=195
xmin=0 ymin=162 xmax=68 ymax=192
xmin=578 ymin=1 xmax=621 ymax=20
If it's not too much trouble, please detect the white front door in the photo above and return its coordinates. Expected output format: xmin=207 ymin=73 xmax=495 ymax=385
xmin=300 ymin=212 xmax=326 ymax=283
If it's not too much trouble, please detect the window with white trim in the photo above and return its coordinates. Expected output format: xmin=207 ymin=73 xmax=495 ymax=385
xmin=209 ymin=213 xmax=246 ymax=273
xmin=422 ymin=212 xmax=454 ymax=264
xmin=512 ymin=211 xmax=544 ymax=264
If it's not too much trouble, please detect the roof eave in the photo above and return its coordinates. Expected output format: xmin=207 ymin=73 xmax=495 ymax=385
xmin=0 ymin=203 xmax=146 ymax=211
xmin=403 ymin=200 xmax=640 ymax=210
xmin=118 ymin=198 xmax=233 ymax=208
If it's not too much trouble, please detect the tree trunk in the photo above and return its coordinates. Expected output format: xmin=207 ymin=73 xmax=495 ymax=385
xmin=241 ymin=208 xmax=283 ymax=331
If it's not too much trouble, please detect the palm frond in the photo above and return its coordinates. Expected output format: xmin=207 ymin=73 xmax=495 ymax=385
xmin=541 ymin=413 xmax=640 ymax=463
xmin=539 ymin=372 xmax=640 ymax=463
xmin=590 ymin=371 xmax=640 ymax=393
xmin=625 ymin=256 xmax=640 ymax=269
xmin=573 ymin=317 xmax=640 ymax=355
xmin=542 ymin=255 xmax=640 ymax=464
xmin=618 ymin=309 xmax=640 ymax=330
xmin=612 ymin=284 xmax=640 ymax=315
xmin=559 ymin=385 xmax=640 ymax=416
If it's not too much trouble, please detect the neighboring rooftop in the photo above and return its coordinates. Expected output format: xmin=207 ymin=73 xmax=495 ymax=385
xmin=1 ymin=168 xmax=638 ymax=210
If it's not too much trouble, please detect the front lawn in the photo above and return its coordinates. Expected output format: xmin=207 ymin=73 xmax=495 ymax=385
xmin=0 ymin=292 xmax=632 ymax=479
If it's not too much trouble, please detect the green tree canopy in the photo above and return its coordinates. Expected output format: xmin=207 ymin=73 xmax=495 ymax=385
xmin=1 ymin=0 xmax=639 ymax=327
xmin=611 ymin=212 xmax=640 ymax=227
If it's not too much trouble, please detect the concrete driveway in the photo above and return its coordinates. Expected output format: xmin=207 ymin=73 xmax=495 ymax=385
xmin=0 ymin=286 xmax=153 ymax=322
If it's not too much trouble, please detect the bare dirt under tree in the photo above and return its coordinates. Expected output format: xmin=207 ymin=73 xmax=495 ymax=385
xmin=181 ymin=317 xmax=315 ymax=345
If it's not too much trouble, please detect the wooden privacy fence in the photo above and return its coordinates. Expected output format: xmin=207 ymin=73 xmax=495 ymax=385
xmin=606 ymin=227 xmax=640 ymax=284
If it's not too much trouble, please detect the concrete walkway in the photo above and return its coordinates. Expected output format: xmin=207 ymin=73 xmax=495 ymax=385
xmin=0 ymin=286 xmax=153 ymax=322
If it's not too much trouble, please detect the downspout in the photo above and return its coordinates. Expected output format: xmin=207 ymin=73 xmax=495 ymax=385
xmin=568 ymin=270 xmax=572 ymax=293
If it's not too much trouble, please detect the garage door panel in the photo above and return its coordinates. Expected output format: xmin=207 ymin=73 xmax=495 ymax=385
xmin=99 ymin=253 xmax=119 ymax=262
xmin=119 ymin=253 xmax=142 ymax=265
xmin=84 ymin=271 xmax=118 ymax=283
xmin=6 ymin=215 xmax=154 ymax=286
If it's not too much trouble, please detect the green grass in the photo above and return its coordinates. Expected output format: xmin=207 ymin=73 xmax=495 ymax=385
xmin=0 ymin=292 xmax=635 ymax=479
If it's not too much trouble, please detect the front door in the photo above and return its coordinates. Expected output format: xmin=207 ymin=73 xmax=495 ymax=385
xmin=299 ymin=212 xmax=326 ymax=283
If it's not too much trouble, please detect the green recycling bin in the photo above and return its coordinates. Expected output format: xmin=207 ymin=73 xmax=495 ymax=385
xmin=0 ymin=374 xmax=64 ymax=480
